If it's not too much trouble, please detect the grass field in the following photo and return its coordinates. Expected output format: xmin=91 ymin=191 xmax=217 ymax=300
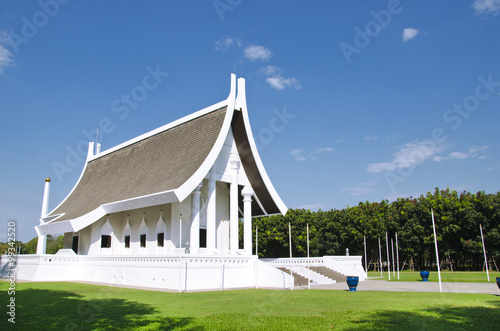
xmin=1 ymin=280 xmax=499 ymax=330
xmin=368 ymin=270 xmax=500 ymax=283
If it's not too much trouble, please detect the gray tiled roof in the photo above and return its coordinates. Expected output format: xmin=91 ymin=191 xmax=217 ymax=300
xmin=49 ymin=106 xmax=227 ymax=222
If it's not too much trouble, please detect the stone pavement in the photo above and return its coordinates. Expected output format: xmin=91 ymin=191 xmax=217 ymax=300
xmin=310 ymin=279 xmax=500 ymax=295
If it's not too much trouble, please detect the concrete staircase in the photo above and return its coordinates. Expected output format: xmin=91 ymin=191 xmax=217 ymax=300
xmin=310 ymin=266 xmax=346 ymax=282
xmin=292 ymin=266 xmax=335 ymax=284
xmin=277 ymin=266 xmax=338 ymax=286
xmin=276 ymin=267 xmax=309 ymax=287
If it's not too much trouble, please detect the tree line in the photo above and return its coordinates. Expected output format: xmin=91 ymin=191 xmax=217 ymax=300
xmin=253 ymin=188 xmax=500 ymax=271
xmin=0 ymin=235 xmax=63 ymax=255
xmin=3 ymin=188 xmax=499 ymax=271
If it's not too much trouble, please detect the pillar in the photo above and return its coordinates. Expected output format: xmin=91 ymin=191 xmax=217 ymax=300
xmin=207 ymin=165 xmax=217 ymax=251
xmin=36 ymin=177 xmax=50 ymax=255
xmin=242 ymin=186 xmax=254 ymax=255
xmin=190 ymin=183 xmax=202 ymax=254
xmin=230 ymin=153 xmax=240 ymax=254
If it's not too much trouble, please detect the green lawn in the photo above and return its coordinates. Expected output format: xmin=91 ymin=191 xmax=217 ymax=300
xmin=368 ymin=270 xmax=500 ymax=283
xmin=1 ymin=281 xmax=499 ymax=330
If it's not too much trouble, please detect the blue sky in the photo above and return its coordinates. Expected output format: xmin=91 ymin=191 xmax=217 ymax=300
xmin=1 ymin=0 xmax=499 ymax=242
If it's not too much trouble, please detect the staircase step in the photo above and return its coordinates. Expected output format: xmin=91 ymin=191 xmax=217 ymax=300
xmin=276 ymin=267 xmax=310 ymax=287
xmin=310 ymin=266 xmax=346 ymax=282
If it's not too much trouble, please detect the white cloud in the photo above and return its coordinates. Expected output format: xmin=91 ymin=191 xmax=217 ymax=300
xmin=367 ymin=141 xmax=446 ymax=173
xmin=366 ymin=162 xmax=397 ymax=173
xmin=291 ymin=146 xmax=334 ymax=161
xmin=473 ymin=0 xmax=500 ymax=15
xmin=449 ymin=152 xmax=469 ymax=159
xmin=291 ymin=148 xmax=307 ymax=161
xmin=364 ymin=135 xmax=379 ymax=141
xmin=214 ymin=37 xmax=242 ymax=51
xmin=402 ymin=28 xmax=419 ymax=42
xmin=260 ymin=65 xmax=301 ymax=90
xmin=315 ymin=147 xmax=334 ymax=153
xmin=266 ymin=76 xmax=301 ymax=90
xmin=258 ymin=65 xmax=281 ymax=76
xmin=0 ymin=31 xmax=13 ymax=75
xmin=342 ymin=180 xmax=378 ymax=196
xmin=383 ymin=133 xmax=399 ymax=141
xmin=243 ymin=45 xmax=273 ymax=61
xmin=432 ymin=145 xmax=489 ymax=162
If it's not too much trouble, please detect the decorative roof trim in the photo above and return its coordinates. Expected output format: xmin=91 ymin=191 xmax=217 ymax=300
xmin=236 ymin=77 xmax=288 ymax=215
xmin=174 ymin=74 xmax=237 ymax=202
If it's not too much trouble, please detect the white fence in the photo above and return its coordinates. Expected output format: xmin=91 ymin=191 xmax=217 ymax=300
xmin=1 ymin=254 xmax=294 ymax=291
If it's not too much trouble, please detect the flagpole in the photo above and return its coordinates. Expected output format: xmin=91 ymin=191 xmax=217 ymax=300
xmin=391 ymin=238 xmax=395 ymax=277
xmin=364 ymin=235 xmax=367 ymax=274
xmin=431 ymin=209 xmax=442 ymax=292
xmin=256 ymin=225 xmax=258 ymax=257
xmin=289 ymin=222 xmax=293 ymax=290
xmin=396 ymin=232 xmax=400 ymax=280
xmin=480 ymin=224 xmax=490 ymax=282
xmin=386 ymin=232 xmax=391 ymax=280
xmin=179 ymin=214 xmax=182 ymax=293
xmin=307 ymin=223 xmax=310 ymax=290
xmin=378 ymin=237 xmax=383 ymax=277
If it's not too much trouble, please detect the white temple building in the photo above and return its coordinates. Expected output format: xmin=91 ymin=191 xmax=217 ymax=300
xmin=6 ymin=74 xmax=366 ymax=291
xmin=36 ymin=74 xmax=286 ymax=259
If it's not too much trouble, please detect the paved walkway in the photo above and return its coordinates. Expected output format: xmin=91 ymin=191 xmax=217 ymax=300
xmin=310 ymin=279 xmax=500 ymax=295
xmin=4 ymin=278 xmax=499 ymax=295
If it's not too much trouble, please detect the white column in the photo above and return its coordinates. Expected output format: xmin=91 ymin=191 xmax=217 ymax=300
xmin=242 ymin=186 xmax=254 ymax=255
xmin=36 ymin=177 xmax=50 ymax=255
xmin=190 ymin=183 xmax=203 ymax=254
xmin=230 ymin=153 xmax=240 ymax=254
xmin=207 ymin=165 xmax=217 ymax=251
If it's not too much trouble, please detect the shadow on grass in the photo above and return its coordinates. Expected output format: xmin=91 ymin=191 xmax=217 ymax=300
xmin=8 ymin=288 xmax=202 ymax=330
xmin=350 ymin=299 xmax=500 ymax=330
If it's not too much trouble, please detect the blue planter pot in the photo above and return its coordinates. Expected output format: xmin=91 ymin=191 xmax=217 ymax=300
xmin=496 ymin=277 xmax=500 ymax=290
xmin=346 ymin=276 xmax=359 ymax=291
xmin=420 ymin=270 xmax=430 ymax=282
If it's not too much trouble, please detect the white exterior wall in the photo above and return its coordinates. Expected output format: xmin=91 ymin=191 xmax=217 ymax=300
xmin=76 ymin=204 xmax=175 ymax=256
xmin=71 ymin=181 xmax=236 ymax=257
xmin=7 ymin=255 xmax=294 ymax=291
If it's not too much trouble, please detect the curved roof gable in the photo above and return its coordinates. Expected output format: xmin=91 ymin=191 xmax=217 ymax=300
xmin=48 ymin=106 xmax=228 ymax=222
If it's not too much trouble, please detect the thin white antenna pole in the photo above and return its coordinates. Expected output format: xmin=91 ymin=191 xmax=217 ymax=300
xmin=307 ymin=223 xmax=310 ymax=290
xmin=378 ymin=237 xmax=383 ymax=277
xmin=431 ymin=209 xmax=442 ymax=292
xmin=364 ymin=235 xmax=367 ymax=274
xmin=220 ymin=220 xmax=224 ymax=291
xmin=391 ymin=238 xmax=395 ymax=277
xmin=289 ymin=222 xmax=293 ymax=290
xmin=480 ymin=224 xmax=490 ymax=282
xmin=256 ymin=226 xmax=258 ymax=257
xmin=179 ymin=214 xmax=182 ymax=293
xmin=386 ymin=232 xmax=391 ymax=280
xmin=396 ymin=232 xmax=400 ymax=280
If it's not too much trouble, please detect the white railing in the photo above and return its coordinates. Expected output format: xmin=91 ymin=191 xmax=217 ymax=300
xmin=323 ymin=256 xmax=366 ymax=280
xmin=260 ymin=257 xmax=324 ymax=266
xmin=173 ymin=248 xmax=186 ymax=255
xmin=10 ymin=254 xmax=257 ymax=267
xmin=260 ymin=255 xmax=367 ymax=281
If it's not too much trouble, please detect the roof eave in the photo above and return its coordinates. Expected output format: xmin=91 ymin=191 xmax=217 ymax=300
xmin=236 ymin=77 xmax=288 ymax=216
